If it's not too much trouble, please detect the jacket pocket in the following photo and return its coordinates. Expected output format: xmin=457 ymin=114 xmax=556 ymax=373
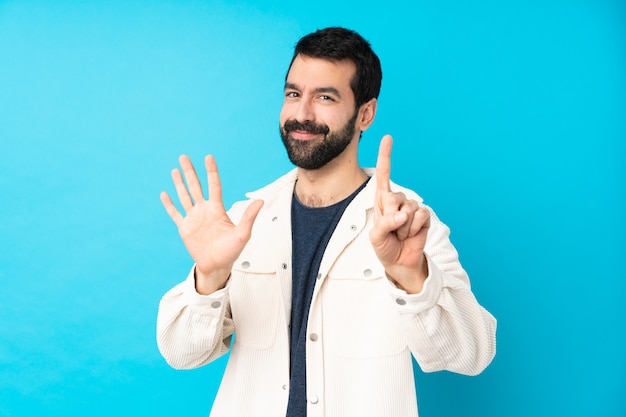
xmin=230 ymin=260 xmax=281 ymax=349
xmin=323 ymin=243 xmax=407 ymax=358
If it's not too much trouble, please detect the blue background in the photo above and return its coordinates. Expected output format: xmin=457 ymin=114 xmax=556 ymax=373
xmin=1 ymin=0 xmax=624 ymax=416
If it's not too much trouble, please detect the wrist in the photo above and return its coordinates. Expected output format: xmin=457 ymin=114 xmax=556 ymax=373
xmin=386 ymin=255 xmax=428 ymax=294
xmin=194 ymin=266 xmax=230 ymax=295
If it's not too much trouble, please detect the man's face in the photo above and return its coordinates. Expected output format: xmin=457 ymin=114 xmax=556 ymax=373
xmin=279 ymin=55 xmax=359 ymax=170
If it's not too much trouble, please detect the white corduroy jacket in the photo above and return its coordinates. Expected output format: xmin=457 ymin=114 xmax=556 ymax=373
xmin=157 ymin=168 xmax=497 ymax=417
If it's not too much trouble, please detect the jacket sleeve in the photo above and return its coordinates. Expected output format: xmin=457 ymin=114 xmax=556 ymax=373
xmin=156 ymin=200 xmax=254 ymax=369
xmin=388 ymin=206 xmax=497 ymax=376
xmin=156 ymin=267 xmax=235 ymax=369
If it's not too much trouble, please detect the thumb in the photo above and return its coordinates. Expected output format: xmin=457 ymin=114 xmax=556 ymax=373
xmin=369 ymin=211 xmax=407 ymax=245
xmin=236 ymin=199 xmax=264 ymax=240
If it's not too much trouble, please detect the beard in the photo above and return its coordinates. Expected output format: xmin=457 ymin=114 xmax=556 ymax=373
xmin=280 ymin=111 xmax=359 ymax=170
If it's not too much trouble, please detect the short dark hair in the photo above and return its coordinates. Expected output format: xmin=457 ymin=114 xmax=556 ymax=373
xmin=287 ymin=27 xmax=382 ymax=109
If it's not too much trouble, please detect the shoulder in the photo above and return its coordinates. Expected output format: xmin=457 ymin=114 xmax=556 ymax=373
xmin=226 ymin=169 xmax=297 ymax=222
xmin=245 ymin=169 xmax=298 ymax=199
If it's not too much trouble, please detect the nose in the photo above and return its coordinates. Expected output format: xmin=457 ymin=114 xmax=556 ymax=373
xmin=294 ymin=98 xmax=315 ymax=123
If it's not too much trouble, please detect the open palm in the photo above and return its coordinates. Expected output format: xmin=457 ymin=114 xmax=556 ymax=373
xmin=160 ymin=155 xmax=263 ymax=293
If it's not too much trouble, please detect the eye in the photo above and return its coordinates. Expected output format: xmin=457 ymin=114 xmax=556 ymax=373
xmin=285 ymin=91 xmax=300 ymax=99
xmin=319 ymin=95 xmax=334 ymax=101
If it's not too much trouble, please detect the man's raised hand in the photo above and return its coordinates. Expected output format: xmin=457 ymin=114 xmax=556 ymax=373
xmin=369 ymin=135 xmax=430 ymax=294
xmin=160 ymin=155 xmax=264 ymax=294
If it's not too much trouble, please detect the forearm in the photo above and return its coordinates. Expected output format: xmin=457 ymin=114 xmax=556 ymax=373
xmin=391 ymin=212 xmax=497 ymax=375
xmin=391 ymin=258 xmax=496 ymax=376
xmin=157 ymin=268 xmax=234 ymax=369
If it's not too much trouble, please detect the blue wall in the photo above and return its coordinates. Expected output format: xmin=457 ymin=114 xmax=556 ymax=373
xmin=1 ymin=1 xmax=624 ymax=416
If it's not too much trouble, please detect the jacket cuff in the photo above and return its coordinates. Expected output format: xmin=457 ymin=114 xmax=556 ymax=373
xmin=183 ymin=265 xmax=230 ymax=314
xmin=387 ymin=255 xmax=443 ymax=314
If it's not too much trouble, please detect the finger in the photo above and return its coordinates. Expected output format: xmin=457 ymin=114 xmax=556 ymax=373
xmin=378 ymin=190 xmax=407 ymax=222
xmin=205 ymin=155 xmax=225 ymax=209
xmin=179 ymin=155 xmax=205 ymax=204
xmin=160 ymin=191 xmax=184 ymax=227
xmin=369 ymin=210 xmax=407 ymax=245
xmin=172 ymin=168 xmax=194 ymax=213
xmin=395 ymin=200 xmax=420 ymax=240
xmin=236 ymin=199 xmax=264 ymax=241
xmin=379 ymin=191 xmax=405 ymax=214
xmin=375 ymin=135 xmax=393 ymax=196
xmin=407 ymin=206 xmax=430 ymax=238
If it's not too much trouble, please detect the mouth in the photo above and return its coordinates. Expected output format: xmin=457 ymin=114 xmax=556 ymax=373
xmin=290 ymin=130 xmax=323 ymax=141
xmin=283 ymin=120 xmax=330 ymax=141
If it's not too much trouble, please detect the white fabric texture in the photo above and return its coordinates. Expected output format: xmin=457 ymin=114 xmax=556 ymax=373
xmin=157 ymin=168 xmax=497 ymax=417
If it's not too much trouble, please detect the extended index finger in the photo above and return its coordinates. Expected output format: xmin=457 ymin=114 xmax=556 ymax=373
xmin=376 ymin=134 xmax=393 ymax=193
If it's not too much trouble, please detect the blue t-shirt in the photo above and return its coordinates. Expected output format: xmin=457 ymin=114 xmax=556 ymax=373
xmin=286 ymin=178 xmax=369 ymax=417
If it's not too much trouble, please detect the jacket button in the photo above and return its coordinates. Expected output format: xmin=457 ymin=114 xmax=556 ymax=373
xmin=363 ymin=268 xmax=372 ymax=277
xmin=272 ymin=216 xmax=278 ymax=222
xmin=281 ymin=263 xmax=288 ymax=269
xmin=350 ymin=224 xmax=357 ymax=231
xmin=309 ymin=395 xmax=319 ymax=404
xmin=282 ymin=384 xmax=288 ymax=390
xmin=241 ymin=261 xmax=250 ymax=268
xmin=309 ymin=333 xmax=318 ymax=341
xmin=211 ymin=301 xmax=221 ymax=309
xmin=396 ymin=298 xmax=407 ymax=305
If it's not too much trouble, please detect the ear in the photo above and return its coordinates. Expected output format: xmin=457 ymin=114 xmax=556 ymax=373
xmin=356 ymin=98 xmax=378 ymax=132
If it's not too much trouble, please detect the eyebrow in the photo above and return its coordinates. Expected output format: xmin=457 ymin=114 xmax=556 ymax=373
xmin=284 ymin=82 xmax=342 ymax=99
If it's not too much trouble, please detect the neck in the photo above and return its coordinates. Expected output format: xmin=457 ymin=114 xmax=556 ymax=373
xmin=294 ymin=150 xmax=367 ymax=208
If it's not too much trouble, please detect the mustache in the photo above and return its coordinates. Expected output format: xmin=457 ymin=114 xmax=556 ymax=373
xmin=283 ymin=119 xmax=330 ymax=136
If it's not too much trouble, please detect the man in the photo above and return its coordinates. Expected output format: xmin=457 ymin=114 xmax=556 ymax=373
xmin=157 ymin=27 xmax=496 ymax=417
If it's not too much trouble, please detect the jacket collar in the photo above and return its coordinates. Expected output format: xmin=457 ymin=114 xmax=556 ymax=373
xmin=244 ymin=167 xmax=422 ymax=208
xmin=245 ymin=168 xmax=379 ymax=208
